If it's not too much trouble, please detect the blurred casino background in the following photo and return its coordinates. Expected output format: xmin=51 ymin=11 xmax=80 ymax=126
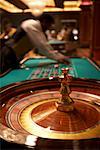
xmin=0 ymin=0 xmax=100 ymax=63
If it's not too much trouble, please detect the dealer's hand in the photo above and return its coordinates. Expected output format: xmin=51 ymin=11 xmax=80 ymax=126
xmin=54 ymin=52 xmax=70 ymax=65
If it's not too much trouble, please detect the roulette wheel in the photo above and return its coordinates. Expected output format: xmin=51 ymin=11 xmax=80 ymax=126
xmin=0 ymin=76 xmax=100 ymax=149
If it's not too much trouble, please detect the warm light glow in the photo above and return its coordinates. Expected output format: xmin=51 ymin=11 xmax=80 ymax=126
xmin=64 ymin=1 xmax=81 ymax=7
xmin=27 ymin=0 xmax=46 ymax=16
xmin=43 ymin=0 xmax=55 ymax=7
xmin=22 ymin=0 xmax=57 ymax=14
xmin=64 ymin=1 xmax=81 ymax=11
xmin=44 ymin=7 xmax=63 ymax=12
xmin=22 ymin=0 xmax=55 ymax=7
xmin=72 ymin=29 xmax=78 ymax=35
xmin=0 ymin=0 xmax=23 ymax=13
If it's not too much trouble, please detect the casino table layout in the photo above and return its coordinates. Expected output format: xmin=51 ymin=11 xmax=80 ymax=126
xmin=0 ymin=57 xmax=100 ymax=88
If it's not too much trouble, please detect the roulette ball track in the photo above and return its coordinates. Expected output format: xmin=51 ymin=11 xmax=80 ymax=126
xmin=0 ymin=78 xmax=100 ymax=149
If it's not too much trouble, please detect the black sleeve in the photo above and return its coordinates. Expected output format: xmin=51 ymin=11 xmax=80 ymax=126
xmin=0 ymin=45 xmax=20 ymax=75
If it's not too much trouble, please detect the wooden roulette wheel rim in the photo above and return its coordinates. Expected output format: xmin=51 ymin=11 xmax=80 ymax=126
xmin=0 ymin=78 xmax=100 ymax=146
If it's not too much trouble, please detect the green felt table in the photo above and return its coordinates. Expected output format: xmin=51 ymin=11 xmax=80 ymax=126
xmin=0 ymin=58 xmax=100 ymax=88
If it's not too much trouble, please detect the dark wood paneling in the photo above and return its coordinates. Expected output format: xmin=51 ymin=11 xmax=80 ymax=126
xmin=79 ymin=4 xmax=92 ymax=47
xmin=91 ymin=1 xmax=100 ymax=60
